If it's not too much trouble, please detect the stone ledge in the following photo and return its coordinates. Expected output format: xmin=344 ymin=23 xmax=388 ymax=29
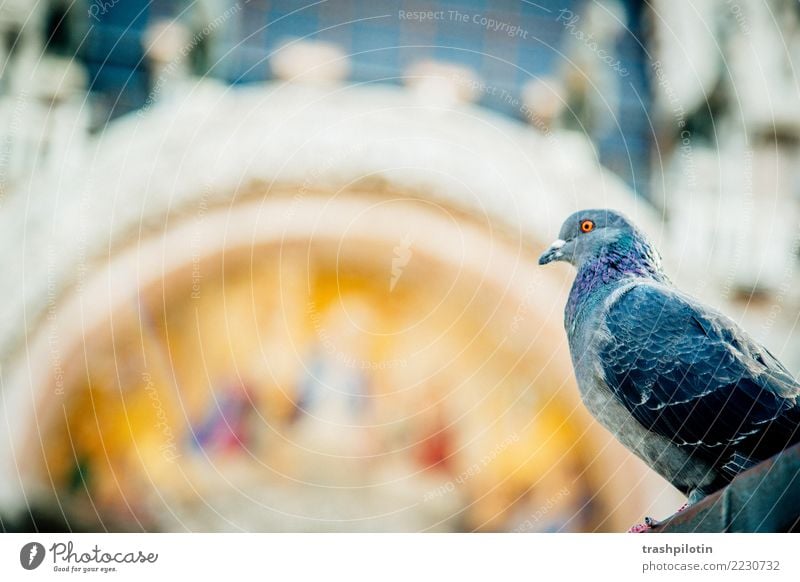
xmin=652 ymin=443 xmax=800 ymax=533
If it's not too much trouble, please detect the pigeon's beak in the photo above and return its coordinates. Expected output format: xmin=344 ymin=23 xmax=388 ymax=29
xmin=538 ymin=239 xmax=566 ymax=266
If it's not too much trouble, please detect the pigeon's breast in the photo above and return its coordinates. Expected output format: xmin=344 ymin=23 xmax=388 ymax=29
xmin=568 ymin=282 xmax=719 ymax=494
xmin=577 ymin=358 xmax=716 ymax=493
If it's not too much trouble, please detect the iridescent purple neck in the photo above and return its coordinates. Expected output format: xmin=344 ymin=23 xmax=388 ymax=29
xmin=565 ymin=239 xmax=667 ymax=331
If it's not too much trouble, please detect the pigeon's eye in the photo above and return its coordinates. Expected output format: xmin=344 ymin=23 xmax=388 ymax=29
xmin=580 ymin=219 xmax=595 ymax=233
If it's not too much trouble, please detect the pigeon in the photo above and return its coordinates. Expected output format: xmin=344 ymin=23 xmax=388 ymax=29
xmin=538 ymin=209 xmax=800 ymax=506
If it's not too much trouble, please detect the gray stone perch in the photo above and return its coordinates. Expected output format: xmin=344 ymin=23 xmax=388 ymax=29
xmin=651 ymin=443 xmax=800 ymax=532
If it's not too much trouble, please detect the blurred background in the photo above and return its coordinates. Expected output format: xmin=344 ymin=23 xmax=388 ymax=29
xmin=1 ymin=0 xmax=799 ymax=532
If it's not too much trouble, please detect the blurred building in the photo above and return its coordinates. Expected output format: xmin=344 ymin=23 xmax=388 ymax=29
xmin=1 ymin=0 xmax=799 ymax=533
xmin=648 ymin=0 xmax=800 ymax=367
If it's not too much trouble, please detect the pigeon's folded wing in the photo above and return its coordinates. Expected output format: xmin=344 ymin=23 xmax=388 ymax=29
xmin=599 ymin=283 xmax=800 ymax=475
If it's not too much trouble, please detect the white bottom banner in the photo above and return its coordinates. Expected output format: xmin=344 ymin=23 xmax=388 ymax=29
xmin=0 ymin=533 xmax=796 ymax=580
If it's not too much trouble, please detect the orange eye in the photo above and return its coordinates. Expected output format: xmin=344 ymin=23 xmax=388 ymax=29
xmin=580 ymin=219 xmax=595 ymax=233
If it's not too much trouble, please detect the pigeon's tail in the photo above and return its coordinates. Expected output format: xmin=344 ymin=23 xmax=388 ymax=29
xmin=720 ymin=452 xmax=758 ymax=478
xmin=725 ymin=400 xmax=800 ymax=478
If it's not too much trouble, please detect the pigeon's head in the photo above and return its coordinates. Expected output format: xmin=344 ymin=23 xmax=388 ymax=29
xmin=538 ymin=209 xmax=658 ymax=270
